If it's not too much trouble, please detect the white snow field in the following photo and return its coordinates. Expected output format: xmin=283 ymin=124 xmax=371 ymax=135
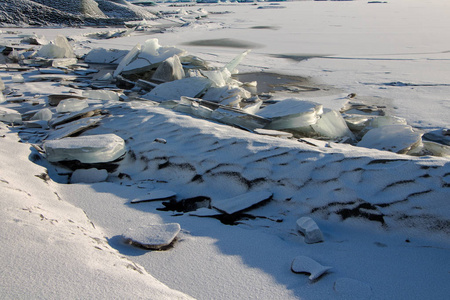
xmin=1 ymin=0 xmax=449 ymax=299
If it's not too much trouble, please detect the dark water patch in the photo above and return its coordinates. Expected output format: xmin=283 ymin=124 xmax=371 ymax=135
xmin=182 ymin=38 xmax=263 ymax=49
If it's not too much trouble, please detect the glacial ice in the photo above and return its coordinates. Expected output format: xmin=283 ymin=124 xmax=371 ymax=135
xmin=0 ymin=107 xmax=22 ymax=124
xmin=357 ymin=125 xmax=423 ymax=154
xmin=152 ymin=55 xmax=185 ymax=82
xmin=143 ymin=77 xmax=211 ymax=102
xmin=71 ymin=168 xmax=108 ymax=183
xmin=122 ymin=223 xmax=181 ymax=250
xmin=56 ymin=98 xmax=89 ymax=113
xmin=212 ymin=190 xmax=273 ymax=215
xmin=291 ymin=255 xmax=332 ymax=281
xmin=44 ymin=133 xmax=126 ymax=163
xmin=257 ymin=99 xmax=323 ymax=130
xmin=296 ymin=217 xmax=324 ymax=244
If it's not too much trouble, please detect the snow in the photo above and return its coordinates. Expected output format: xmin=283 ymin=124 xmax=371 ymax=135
xmin=123 ymin=223 xmax=181 ymax=250
xmin=291 ymin=255 xmax=332 ymax=281
xmin=1 ymin=0 xmax=450 ymax=299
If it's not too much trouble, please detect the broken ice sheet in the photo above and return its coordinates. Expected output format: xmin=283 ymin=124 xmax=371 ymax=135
xmin=143 ymin=77 xmax=211 ymax=102
xmin=130 ymin=190 xmax=177 ymax=204
xmin=44 ymin=133 xmax=126 ymax=163
xmin=210 ymin=106 xmax=271 ymax=131
xmin=212 ymin=190 xmax=273 ymax=215
xmin=46 ymin=117 xmax=102 ymax=140
xmin=82 ymin=90 xmax=121 ymax=101
xmin=291 ymin=255 xmax=332 ymax=281
xmin=152 ymin=55 xmax=185 ymax=82
xmin=122 ymin=223 xmax=181 ymax=250
xmin=357 ymin=125 xmax=423 ymax=154
xmin=36 ymin=35 xmax=75 ymax=59
xmin=84 ymin=48 xmax=128 ymax=64
xmin=311 ymin=108 xmax=355 ymax=140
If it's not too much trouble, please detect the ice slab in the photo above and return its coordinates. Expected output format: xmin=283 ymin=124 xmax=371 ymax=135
xmin=257 ymin=99 xmax=323 ymax=130
xmin=312 ymin=109 xmax=355 ymax=140
xmin=368 ymin=115 xmax=407 ymax=128
xmin=296 ymin=217 xmax=324 ymax=244
xmin=212 ymin=190 xmax=273 ymax=215
xmin=56 ymin=98 xmax=89 ymax=113
xmin=12 ymin=74 xmax=25 ymax=83
xmin=123 ymin=223 xmax=181 ymax=250
xmin=291 ymin=255 xmax=332 ymax=281
xmin=47 ymin=94 xmax=86 ymax=106
xmin=84 ymin=48 xmax=128 ymax=64
xmin=0 ymin=107 xmax=22 ymax=124
xmin=82 ymin=90 xmax=121 ymax=101
xmin=44 ymin=133 xmax=126 ymax=163
xmin=203 ymin=85 xmax=250 ymax=105
xmin=51 ymin=58 xmax=78 ymax=68
xmin=143 ymin=77 xmax=211 ymax=102
xmin=113 ymin=43 xmax=141 ymax=78
xmin=357 ymin=125 xmax=423 ymax=154
xmin=71 ymin=168 xmax=108 ymax=183
xmin=189 ymin=207 xmax=223 ymax=217
xmin=211 ymin=106 xmax=271 ymax=131
xmin=130 ymin=190 xmax=177 ymax=204
xmin=152 ymin=55 xmax=185 ymax=82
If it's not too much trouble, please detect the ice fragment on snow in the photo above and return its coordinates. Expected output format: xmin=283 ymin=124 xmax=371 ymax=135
xmin=296 ymin=217 xmax=324 ymax=244
xmin=56 ymin=98 xmax=89 ymax=113
xmin=12 ymin=74 xmax=25 ymax=83
xmin=291 ymin=255 xmax=332 ymax=280
xmin=0 ymin=107 xmax=22 ymax=124
xmin=123 ymin=223 xmax=181 ymax=250
xmin=357 ymin=125 xmax=423 ymax=154
xmin=212 ymin=190 xmax=273 ymax=215
xmin=71 ymin=168 xmax=108 ymax=183
xmin=333 ymin=278 xmax=373 ymax=299
xmin=0 ymin=77 xmax=5 ymax=90
xmin=37 ymin=35 xmax=75 ymax=59
xmin=130 ymin=190 xmax=177 ymax=204
xmin=44 ymin=133 xmax=126 ymax=163
xmin=143 ymin=77 xmax=211 ymax=102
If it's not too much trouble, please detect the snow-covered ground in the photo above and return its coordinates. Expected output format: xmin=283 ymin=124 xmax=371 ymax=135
xmin=1 ymin=0 xmax=449 ymax=299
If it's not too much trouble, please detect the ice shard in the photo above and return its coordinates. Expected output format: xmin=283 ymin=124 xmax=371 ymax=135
xmin=311 ymin=109 xmax=355 ymax=140
xmin=36 ymin=35 xmax=75 ymax=59
xmin=357 ymin=125 xmax=423 ymax=154
xmin=113 ymin=43 xmax=142 ymax=78
xmin=44 ymin=133 xmax=126 ymax=163
xmin=31 ymin=108 xmax=52 ymax=121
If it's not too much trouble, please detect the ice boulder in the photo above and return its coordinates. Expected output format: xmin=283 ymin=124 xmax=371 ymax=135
xmin=37 ymin=35 xmax=75 ymax=59
xmin=296 ymin=217 xmax=324 ymax=244
xmin=0 ymin=107 xmax=22 ymax=124
xmin=123 ymin=223 xmax=181 ymax=250
xmin=71 ymin=168 xmax=108 ymax=183
xmin=357 ymin=125 xmax=423 ymax=154
xmin=152 ymin=55 xmax=185 ymax=82
xmin=291 ymin=255 xmax=332 ymax=281
xmin=31 ymin=108 xmax=52 ymax=121
xmin=44 ymin=134 xmax=126 ymax=163
xmin=56 ymin=98 xmax=89 ymax=113
xmin=143 ymin=77 xmax=211 ymax=102
xmin=257 ymin=99 xmax=323 ymax=131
